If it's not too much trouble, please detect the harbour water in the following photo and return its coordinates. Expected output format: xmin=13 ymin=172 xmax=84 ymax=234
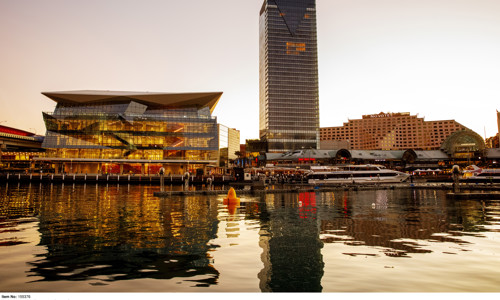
xmin=1 ymin=183 xmax=500 ymax=293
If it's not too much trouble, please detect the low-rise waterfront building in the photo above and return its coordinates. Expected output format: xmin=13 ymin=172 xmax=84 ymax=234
xmin=37 ymin=90 xmax=222 ymax=175
xmin=0 ymin=125 xmax=44 ymax=172
xmin=486 ymin=134 xmax=499 ymax=149
xmin=265 ymin=144 xmax=488 ymax=170
xmin=245 ymin=139 xmax=268 ymax=167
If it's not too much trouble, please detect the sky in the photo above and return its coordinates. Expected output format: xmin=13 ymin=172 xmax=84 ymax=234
xmin=1 ymin=0 xmax=500 ymax=142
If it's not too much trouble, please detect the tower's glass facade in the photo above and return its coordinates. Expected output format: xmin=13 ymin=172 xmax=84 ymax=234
xmin=259 ymin=0 xmax=320 ymax=152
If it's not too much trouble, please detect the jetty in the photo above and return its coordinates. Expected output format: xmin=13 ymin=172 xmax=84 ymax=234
xmin=153 ymin=182 xmax=500 ymax=197
xmin=446 ymin=192 xmax=500 ymax=200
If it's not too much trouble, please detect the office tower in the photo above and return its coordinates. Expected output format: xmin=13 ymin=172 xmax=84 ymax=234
xmin=218 ymin=124 xmax=241 ymax=167
xmin=259 ymin=0 xmax=320 ymax=152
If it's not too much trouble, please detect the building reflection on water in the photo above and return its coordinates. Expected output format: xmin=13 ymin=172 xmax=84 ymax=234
xmin=1 ymin=184 xmax=221 ymax=286
xmin=318 ymin=189 xmax=489 ymax=256
xmin=254 ymin=189 xmax=491 ymax=292
xmin=0 ymin=184 xmax=496 ymax=292
xmin=257 ymin=192 xmax=325 ymax=292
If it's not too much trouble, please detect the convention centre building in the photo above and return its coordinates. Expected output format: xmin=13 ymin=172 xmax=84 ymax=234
xmin=36 ymin=90 xmax=222 ymax=175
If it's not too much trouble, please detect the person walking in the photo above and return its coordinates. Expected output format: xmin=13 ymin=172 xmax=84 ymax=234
xmin=159 ymin=166 xmax=165 ymax=192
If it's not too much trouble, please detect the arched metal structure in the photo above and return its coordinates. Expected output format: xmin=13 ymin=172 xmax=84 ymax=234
xmin=402 ymin=149 xmax=417 ymax=163
xmin=335 ymin=149 xmax=352 ymax=160
xmin=440 ymin=130 xmax=485 ymax=159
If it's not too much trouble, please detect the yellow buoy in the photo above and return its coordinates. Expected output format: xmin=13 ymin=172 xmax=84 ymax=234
xmin=226 ymin=187 xmax=239 ymax=200
xmin=223 ymin=187 xmax=240 ymax=209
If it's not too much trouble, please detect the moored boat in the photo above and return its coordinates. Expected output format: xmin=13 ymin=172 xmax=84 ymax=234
xmin=307 ymin=164 xmax=409 ymax=185
xmin=462 ymin=165 xmax=500 ymax=183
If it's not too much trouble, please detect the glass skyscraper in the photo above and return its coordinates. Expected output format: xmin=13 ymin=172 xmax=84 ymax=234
xmin=259 ymin=0 xmax=320 ymax=152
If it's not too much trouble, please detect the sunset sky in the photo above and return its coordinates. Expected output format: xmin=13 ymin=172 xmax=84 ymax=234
xmin=1 ymin=0 xmax=500 ymax=141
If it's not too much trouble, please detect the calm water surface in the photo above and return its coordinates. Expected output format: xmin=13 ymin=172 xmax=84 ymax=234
xmin=1 ymin=183 xmax=500 ymax=292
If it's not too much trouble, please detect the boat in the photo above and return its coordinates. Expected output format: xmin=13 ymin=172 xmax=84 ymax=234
xmin=307 ymin=164 xmax=410 ymax=185
xmin=462 ymin=165 xmax=500 ymax=183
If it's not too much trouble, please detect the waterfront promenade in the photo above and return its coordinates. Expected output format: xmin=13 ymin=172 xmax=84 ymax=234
xmin=0 ymin=172 xmax=233 ymax=185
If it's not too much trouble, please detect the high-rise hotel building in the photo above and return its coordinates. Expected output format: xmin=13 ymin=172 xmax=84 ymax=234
xmin=259 ymin=0 xmax=320 ymax=152
xmin=320 ymin=112 xmax=472 ymax=151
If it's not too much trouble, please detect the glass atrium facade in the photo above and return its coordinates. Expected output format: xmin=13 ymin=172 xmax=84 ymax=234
xmin=40 ymin=91 xmax=221 ymax=174
xmin=259 ymin=0 xmax=320 ymax=152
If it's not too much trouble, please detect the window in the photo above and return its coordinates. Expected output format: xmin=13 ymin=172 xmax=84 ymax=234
xmin=286 ymin=42 xmax=306 ymax=55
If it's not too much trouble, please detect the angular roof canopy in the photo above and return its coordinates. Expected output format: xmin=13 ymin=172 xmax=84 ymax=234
xmin=42 ymin=90 xmax=223 ymax=113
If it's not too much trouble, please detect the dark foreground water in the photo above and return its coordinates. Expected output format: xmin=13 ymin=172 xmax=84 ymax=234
xmin=1 ymin=183 xmax=500 ymax=293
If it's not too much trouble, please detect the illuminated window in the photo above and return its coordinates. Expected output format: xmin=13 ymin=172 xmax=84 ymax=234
xmin=286 ymin=42 xmax=306 ymax=55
